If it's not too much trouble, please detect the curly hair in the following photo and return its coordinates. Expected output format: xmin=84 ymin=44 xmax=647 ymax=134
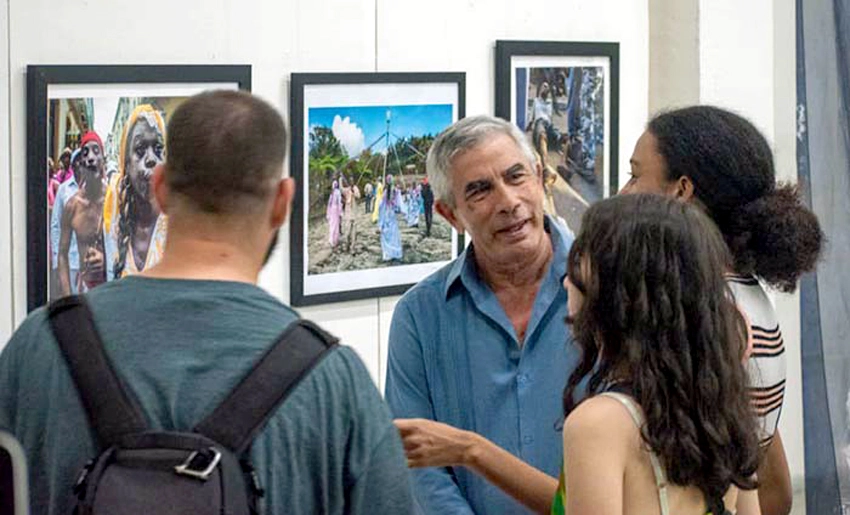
xmin=648 ymin=105 xmax=823 ymax=292
xmin=563 ymin=194 xmax=760 ymax=506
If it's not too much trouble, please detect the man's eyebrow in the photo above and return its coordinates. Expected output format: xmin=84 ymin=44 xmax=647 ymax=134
xmin=464 ymin=179 xmax=491 ymax=196
xmin=503 ymin=163 xmax=526 ymax=175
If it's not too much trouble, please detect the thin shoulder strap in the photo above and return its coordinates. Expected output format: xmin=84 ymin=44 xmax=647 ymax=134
xmin=598 ymin=392 xmax=670 ymax=515
xmin=48 ymin=295 xmax=148 ymax=449
xmin=195 ymin=320 xmax=338 ymax=455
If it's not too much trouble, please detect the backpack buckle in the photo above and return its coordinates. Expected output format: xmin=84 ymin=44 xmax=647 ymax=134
xmin=73 ymin=459 xmax=94 ymax=497
xmin=174 ymin=447 xmax=222 ymax=481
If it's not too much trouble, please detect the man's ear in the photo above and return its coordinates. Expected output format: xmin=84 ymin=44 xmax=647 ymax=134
xmin=152 ymin=163 xmax=169 ymax=214
xmin=670 ymin=175 xmax=695 ymax=202
xmin=435 ymin=200 xmax=464 ymax=233
xmin=271 ymin=177 xmax=295 ymax=228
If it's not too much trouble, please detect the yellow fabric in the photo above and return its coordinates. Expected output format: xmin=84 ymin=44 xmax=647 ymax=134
xmin=371 ymin=182 xmax=384 ymax=223
xmin=103 ymin=172 xmax=121 ymax=235
xmin=121 ymin=215 xmax=168 ymax=277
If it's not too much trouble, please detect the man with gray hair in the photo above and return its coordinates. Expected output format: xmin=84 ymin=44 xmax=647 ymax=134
xmin=386 ymin=115 xmax=579 ymax=514
xmin=0 ymin=90 xmax=414 ymax=514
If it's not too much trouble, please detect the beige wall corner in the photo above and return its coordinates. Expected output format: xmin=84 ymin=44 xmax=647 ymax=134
xmin=648 ymin=0 xmax=700 ymax=115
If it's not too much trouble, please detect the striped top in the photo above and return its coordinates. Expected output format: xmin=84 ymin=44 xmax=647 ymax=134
xmin=727 ymin=274 xmax=786 ymax=447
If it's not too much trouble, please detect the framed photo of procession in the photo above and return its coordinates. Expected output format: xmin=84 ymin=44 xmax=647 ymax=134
xmin=26 ymin=65 xmax=252 ymax=312
xmin=289 ymin=72 xmax=465 ymax=306
xmin=495 ymin=40 xmax=619 ymax=238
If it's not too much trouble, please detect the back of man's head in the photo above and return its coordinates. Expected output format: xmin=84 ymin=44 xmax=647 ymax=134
xmin=165 ymin=90 xmax=287 ymax=215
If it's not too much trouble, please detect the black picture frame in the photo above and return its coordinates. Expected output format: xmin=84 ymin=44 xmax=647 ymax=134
xmin=289 ymin=72 xmax=465 ymax=306
xmin=26 ymin=65 xmax=251 ymax=312
xmin=495 ymin=40 xmax=620 ymax=235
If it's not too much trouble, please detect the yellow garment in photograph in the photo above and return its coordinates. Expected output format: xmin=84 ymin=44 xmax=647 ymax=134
xmin=371 ymin=182 xmax=384 ymax=223
xmin=121 ymin=215 xmax=167 ymax=277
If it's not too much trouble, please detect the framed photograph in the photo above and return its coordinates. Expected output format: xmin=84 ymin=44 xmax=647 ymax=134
xmin=495 ymin=40 xmax=619 ymax=237
xmin=26 ymin=65 xmax=251 ymax=311
xmin=290 ymin=72 xmax=465 ymax=306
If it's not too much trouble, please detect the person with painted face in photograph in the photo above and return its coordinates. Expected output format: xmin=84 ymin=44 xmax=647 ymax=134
xmin=104 ymin=104 xmax=168 ymax=279
xmin=57 ymin=131 xmax=107 ymax=296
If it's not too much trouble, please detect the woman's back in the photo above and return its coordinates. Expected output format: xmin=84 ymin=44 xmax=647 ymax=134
xmin=561 ymin=394 xmax=754 ymax=515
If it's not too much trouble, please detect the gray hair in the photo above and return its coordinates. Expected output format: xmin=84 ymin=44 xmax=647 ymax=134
xmin=425 ymin=115 xmax=537 ymax=206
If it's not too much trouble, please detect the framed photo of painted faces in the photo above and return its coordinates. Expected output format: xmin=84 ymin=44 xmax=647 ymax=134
xmin=26 ymin=65 xmax=251 ymax=311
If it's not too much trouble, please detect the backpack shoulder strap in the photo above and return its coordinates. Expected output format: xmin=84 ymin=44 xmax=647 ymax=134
xmin=195 ymin=319 xmax=338 ymax=455
xmin=48 ymin=295 xmax=148 ymax=449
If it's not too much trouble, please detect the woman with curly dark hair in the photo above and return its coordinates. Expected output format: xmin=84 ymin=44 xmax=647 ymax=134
xmin=623 ymin=105 xmax=824 ymax=515
xmin=551 ymin=193 xmax=760 ymax=514
xmin=397 ymin=194 xmax=761 ymax=514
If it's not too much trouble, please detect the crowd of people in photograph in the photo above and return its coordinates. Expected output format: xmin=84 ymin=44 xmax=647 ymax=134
xmin=325 ymin=173 xmax=435 ymax=262
xmin=46 ymin=104 xmax=167 ymax=299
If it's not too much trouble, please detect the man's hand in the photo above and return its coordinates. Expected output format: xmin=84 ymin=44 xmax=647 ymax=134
xmin=394 ymin=418 xmax=478 ymax=468
xmin=82 ymin=246 xmax=105 ymax=281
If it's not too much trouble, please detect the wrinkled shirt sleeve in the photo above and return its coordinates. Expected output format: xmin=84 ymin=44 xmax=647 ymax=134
xmin=385 ymin=300 xmax=475 ymax=515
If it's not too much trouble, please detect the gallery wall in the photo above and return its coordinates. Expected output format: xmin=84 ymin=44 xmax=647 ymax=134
xmin=0 ymin=0 xmax=812 ymax=510
xmin=1 ymin=0 xmax=12 ymax=347
xmin=0 ymin=0 xmax=650 ymax=385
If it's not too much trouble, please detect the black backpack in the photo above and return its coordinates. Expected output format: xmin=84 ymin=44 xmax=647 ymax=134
xmin=48 ymin=295 xmax=338 ymax=515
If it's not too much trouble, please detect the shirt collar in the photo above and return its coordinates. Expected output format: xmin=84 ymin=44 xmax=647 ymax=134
xmin=443 ymin=215 xmax=573 ymax=299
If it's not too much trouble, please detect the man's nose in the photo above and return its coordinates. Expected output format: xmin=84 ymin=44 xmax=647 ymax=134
xmin=493 ymin=181 xmax=521 ymax=213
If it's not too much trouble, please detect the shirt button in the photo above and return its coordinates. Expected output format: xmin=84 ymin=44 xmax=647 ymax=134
xmin=517 ymin=374 xmax=528 ymax=385
xmin=523 ymin=436 xmax=534 ymax=444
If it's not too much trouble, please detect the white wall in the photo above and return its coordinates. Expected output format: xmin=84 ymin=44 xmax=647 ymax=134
xmin=0 ymin=0 xmax=11 ymax=345
xmin=1 ymin=0 xmax=650 ymax=388
xmin=772 ymin=0 xmax=807 ymax=510
xmin=648 ymin=0 xmax=700 ymax=113
xmin=699 ymin=0 xmax=806 ymax=509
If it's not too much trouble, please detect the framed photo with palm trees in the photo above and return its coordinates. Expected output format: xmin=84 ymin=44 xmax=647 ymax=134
xmin=289 ymin=72 xmax=465 ymax=306
xmin=495 ymin=40 xmax=619 ymax=238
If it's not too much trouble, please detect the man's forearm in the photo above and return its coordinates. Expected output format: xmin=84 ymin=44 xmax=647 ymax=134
xmin=464 ymin=433 xmax=558 ymax=514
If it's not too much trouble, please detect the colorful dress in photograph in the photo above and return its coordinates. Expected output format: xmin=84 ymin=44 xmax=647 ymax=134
xmin=326 ymin=181 xmax=342 ymax=247
xmin=406 ymin=188 xmax=420 ymax=227
xmin=379 ymin=185 xmax=403 ymax=261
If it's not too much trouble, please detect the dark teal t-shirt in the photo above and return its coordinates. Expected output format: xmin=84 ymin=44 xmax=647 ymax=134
xmin=0 ymin=276 xmax=413 ymax=515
